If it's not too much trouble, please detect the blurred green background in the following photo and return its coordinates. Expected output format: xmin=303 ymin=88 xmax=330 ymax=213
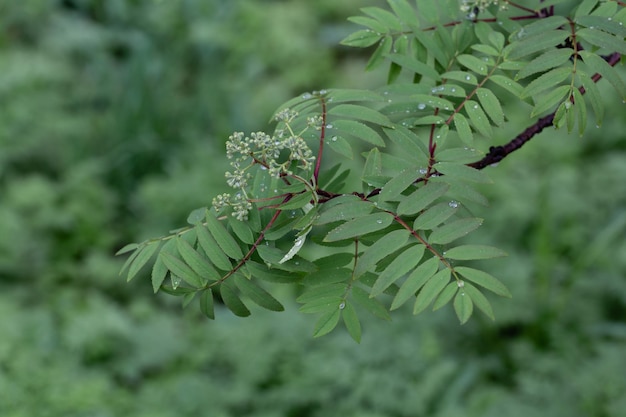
xmin=1 ymin=1 xmax=626 ymax=416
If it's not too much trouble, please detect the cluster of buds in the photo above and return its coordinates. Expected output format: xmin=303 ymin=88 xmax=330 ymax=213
xmin=214 ymin=109 xmax=316 ymax=220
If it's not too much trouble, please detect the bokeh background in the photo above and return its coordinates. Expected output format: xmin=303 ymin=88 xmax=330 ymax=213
xmin=1 ymin=1 xmax=626 ymax=416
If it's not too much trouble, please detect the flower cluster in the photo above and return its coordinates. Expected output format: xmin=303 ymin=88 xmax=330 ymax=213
xmin=214 ymin=108 xmax=316 ymax=220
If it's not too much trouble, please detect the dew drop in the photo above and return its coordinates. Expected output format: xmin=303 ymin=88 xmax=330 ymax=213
xmin=451 ymin=87 xmax=456 ymax=93
xmin=383 ymin=91 xmax=389 ymax=95
xmin=331 ymin=136 xmax=338 ymax=142
xmin=418 ymin=103 xmax=426 ymax=110
xmin=457 ymin=280 xmax=465 ymax=288
xmin=419 ymin=168 xmax=427 ymax=175
xmin=320 ymin=89 xmax=328 ymax=95
xmin=326 ymin=124 xmax=333 ymax=129
xmin=473 ymin=104 xmax=479 ymax=109
xmin=607 ymin=17 xmax=612 ymax=21
xmin=448 ymin=200 xmax=459 ymax=208
xmin=171 ymin=276 xmax=181 ymax=290
xmin=465 ymin=75 xmax=471 ymax=81
xmin=302 ymin=93 xmax=312 ymax=99
xmin=339 ymin=302 xmax=346 ymax=310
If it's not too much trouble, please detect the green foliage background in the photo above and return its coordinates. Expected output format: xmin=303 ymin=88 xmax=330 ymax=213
xmin=1 ymin=0 xmax=625 ymax=416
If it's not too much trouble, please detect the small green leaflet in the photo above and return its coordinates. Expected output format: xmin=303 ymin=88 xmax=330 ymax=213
xmin=354 ymin=229 xmax=411 ymax=277
xmin=205 ymin=210 xmax=244 ymax=260
xmin=391 ymin=257 xmax=439 ymax=310
xmin=577 ymin=28 xmax=626 ymax=55
xmin=476 ymin=88 xmax=504 ymax=125
xmin=429 ymin=218 xmax=484 ymax=245
xmin=328 ymin=104 xmax=392 ymax=127
xmin=341 ymin=30 xmax=383 ymax=48
xmin=332 ymin=120 xmax=386 ymax=147
xmin=151 ymin=253 xmax=168 ymax=293
xmin=444 ymin=245 xmax=507 ymax=260
xmin=530 ymin=85 xmax=570 ymax=117
xmin=326 ymin=89 xmax=383 ymax=103
xmin=413 ymin=202 xmax=458 ymax=230
xmin=432 ymin=281 xmax=458 ymax=311
xmin=160 ymin=251 xmax=205 ymax=288
xmin=315 ymin=200 xmax=375 ymax=225
xmin=199 ymin=289 xmax=215 ymax=319
xmin=342 ymin=302 xmax=362 ymax=343
xmin=351 ymin=286 xmax=391 ymax=320
xmin=326 ymin=135 xmax=353 ymax=159
xmin=442 ymin=71 xmax=478 ymax=85
xmin=454 ymin=290 xmax=473 ymax=324
xmin=579 ymin=51 xmax=626 ymax=100
xmin=517 ymin=48 xmax=574 ymax=80
xmin=176 ymin=238 xmax=220 ymax=282
xmin=220 ymin=282 xmax=251 ymax=317
xmin=413 ymin=269 xmax=451 ymax=314
xmin=464 ymin=100 xmax=492 ymax=137
xmin=361 ymin=6 xmax=403 ymax=32
xmin=463 ymin=282 xmax=494 ymax=320
xmin=370 ymin=244 xmax=425 ymax=297
xmin=453 ymin=113 xmax=474 ymax=145
xmin=397 ymin=182 xmax=449 ymax=216
xmin=367 ymin=36 xmax=393 ymax=71
xmin=504 ymin=30 xmax=570 ymax=60
xmin=455 ymin=266 xmax=512 ymax=297
xmin=324 ymin=212 xmax=393 ymax=242
xmin=234 ymin=274 xmax=284 ymax=311
xmin=456 ymin=54 xmax=489 ymax=75
xmin=522 ymin=67 xmax=572 ymax=98
xmin=378 ymin=168 xmax=420 ymax=202
xmin=386 ymin=53 xmax=441 ymax=80
xmin=313 ymin=308 xmax=341 ymax=337
xmin=489 ymin=75 xmax=524 ymax=97
xmin=125 ymin=242 xmax=160 ymax=282
xmin=196 ymin=224 xmax=232 ymax=271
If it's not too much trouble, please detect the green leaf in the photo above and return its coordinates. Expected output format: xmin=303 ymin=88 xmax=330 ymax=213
xmin=151 ymin=253 xmax=168 ymax=293
xmin=361 ymin=6 xmax=403 ymax=32
xmin=412 ymin=94 xmax=455 ymax=111
xmin=342 ymin=302 xmax=362 ymax=343
xmin=456 ymin=54 xmax=489 ymax=75
xmin=367 ymin=36 xmax=393 ymax=71
xmin=348 ymin=16 xmax=388 ymax=33
xmin=379 ymin=167 xmax=421 ymax=202
xmin=176 ymin=238 xmax=220 ymax=281
xmin=196 ymin=224 xmax=232 ymax=271
xmin=326 ymin=89 xmax=383 ymax=103
xmin=315 ymin=200 xmax=374 ymax=225
xmin=187 ymin=207 xmax=207 ymax=225
xmin=126 ymin=242 xmax=159 ymax=282
xmin=436 ymin=147 xmax=484 ymax=163
xmin=387 ymin=0 xmax=420 ymax=29
xmin=397 ymin=182 xmax=449 ymax=215
xmin=530 ymin=85 xmax=571 ymax=117
xmin=489 ymin=74 xmax=524 ymax=97
xmin=517 ymin=48 xmax=574 ymax=80
xmin=522 ymin=67 xmax=572 ymax=98
xmin=514 ymin=16 xmax=568 ymax=38
xmin=206 ymin=210 xmax=244 ymax=260
xmin=577 ymin=28 xmax=626 ymax=55
xmin=429 ymin=217 xmax=483 ymax=245
xmin=573 ymin=88 xmax=587 ymax=136
xmin=448 ymin=182 xmax=488 ymax=206
xmin=579 ymin=51 xmax=626 ymax=100
xmin=246 ymin=261 xmax=302 ymax=284
xmin=371 ymin=245 xmax=425 ymax=297
xmin=329 ymin=103 xmax=392 ymax=127
xmin=199 ymin=289 xmax=215 ymax=319
xmin=471 ymin=44 xmax=500 ymax=57
xmin=229 ymin=218 xmax=255 ymax=245
xmin=324 ymin=212 xmax=393 ymax=242
xmin=435 ymin=161 xmax=492 ymax=183
xmin=297 ymin=283 xmax=347 ymax=304
xmin=340 ymin=29 xmax=382 ymax=48
xmin=413 ymin=269 xmax=451 ymax=314
xmin=432 ymin=281 xmax=458 ymax=311
xmin=463 ymin=282 xmax=494 ymax=320
xmin=234 ymin=274 xmax=284 ymax=311
xmin=464 ymin=100 xmax=492 ymax=137
xmin=160 ymin=251 xmax=205 ymax=288
xmin=576 ymin=15 xmax=626 ymax=37
xmin=476 ymin=88 xmax=504 ymax=125
xmin=220 ymin=282 xmax=251 ymax=317
xmin=453 ymin=113 xmax=474 ymax=145
xmin=326 ymin=135 xmax=354 ymax=159
xmin=383 ymin=127 xmax=429 ymax=162
xmin=575 ymin=0 xmax=597 ymax=18
xmin=454 ymin=290 xmax=473 ymax=324
xmin=386 ymin=53 xmax=442 ymax=80
xmin=332 ymin=119 xmax=386 ymax=146
xmin=413 ymin=202 xmax=458 ymax=230
xmin=578 ymin=71 xmax=604 ymax=126
xmin=430 ymin=83 xmax=467 ymax=98
xmin=116 ymin=243 xmax=139 ymax=256
xmin=442 ymin=71 xmax=478 ymax=85
xmin=279 ymin=192 xmax=313 ymax=210
xmin=313 ymin=308 xmax=341 ymax=337
xmin=505 ymin=30 xmax=570 ymax=60
xmin=444 ymin=245 xmax=507 ymax=260
xmin=455 ymin=266 xmax=512 ymax=297
xmin=354 ymin=229 xmax=411 ymax=277
xmin=391 ymin=257 xmax=439 ymax=310
xmin=351 ymin=286 xmax=391 ymax=320
xmin=303 ymin=268 xmax=352 ymax=286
